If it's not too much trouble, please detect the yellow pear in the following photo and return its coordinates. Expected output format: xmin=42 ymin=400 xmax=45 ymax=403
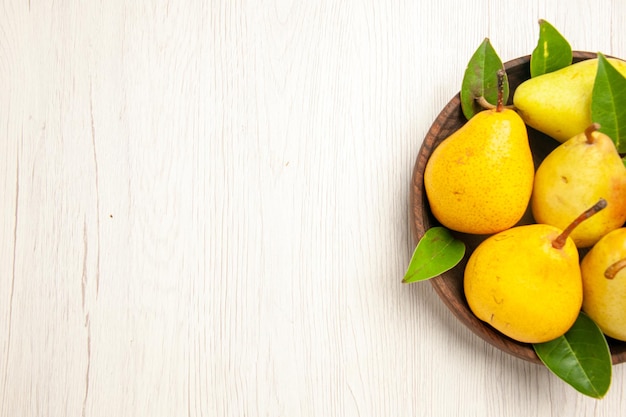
xmin=581 ymin=228 xmax=626 ymax=341
xmin=531 ymin=124 xmax=626 ymax=248
xmin=424 ymin=94 xmax=534 ymax=235
xmin=464 ymin=200 xmax=606 ymax=343
xmin=513 ymin=57 xmax=626 ymax=142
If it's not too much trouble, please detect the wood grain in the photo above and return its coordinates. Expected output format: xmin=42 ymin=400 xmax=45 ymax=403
xmin=1 ymin=1 xmax=626 ymax=416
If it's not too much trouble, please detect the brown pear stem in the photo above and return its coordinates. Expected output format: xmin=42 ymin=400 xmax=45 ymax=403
xmin=585 ymin=123 xmax=601 ymax=144
xmin=475 ymin=69 xmax=508 ymax=111
xmin=496 ymin=69 xmax=505 ymax=112
xmin=605 ymin=258 xmax=626 ymax=279
xmin=552 ymin=199 xmax=608 ymax=249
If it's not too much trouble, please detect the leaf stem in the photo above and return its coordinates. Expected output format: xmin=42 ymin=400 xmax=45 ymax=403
xmin=476 ymin=96 xmax=496 ymax=110
xmin=476 ymin=96 xmax=515 ymax=111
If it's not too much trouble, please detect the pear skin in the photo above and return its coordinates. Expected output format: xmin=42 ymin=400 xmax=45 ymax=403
xmin=513 ymin=58 xmax=626 ymax=142
xmin=424 ymin=107 xmax=534 ymax=235
xmin=581 ymin=228 xmax=626 ymax=341
xmin=531 ymin=125 xmax=626 ymax=248
xmin=464 ymin=223 xmax=582 ymax=343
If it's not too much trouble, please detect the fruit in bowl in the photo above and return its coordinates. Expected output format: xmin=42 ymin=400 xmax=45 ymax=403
xmin=423 ymin=70 xmax=535 ymax=235
xmin=513 ymin=57 xmax=626 ymax=143
xmin=464 ymin=201 xmax=607 ymax=344
xmin=530 ymin=123 xmax=626 ymax=248
xmin=409 ymin=51 xmax=626 ymax=365
xmin=581 ymin=228 xmax=626 ymax=342
xmin=407 ymin=19 xmax=626 ymax=398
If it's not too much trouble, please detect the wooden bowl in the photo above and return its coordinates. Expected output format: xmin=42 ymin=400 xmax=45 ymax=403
xmin=410 ymin=51 xmax=626 ymax=365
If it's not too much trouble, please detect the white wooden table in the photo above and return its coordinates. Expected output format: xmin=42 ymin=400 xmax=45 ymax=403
xmin=1 ymin=1 xmax=625 ymax=416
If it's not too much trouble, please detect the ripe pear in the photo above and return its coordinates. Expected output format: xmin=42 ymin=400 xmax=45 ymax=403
xmin=581 ymin=228 xmax=626 ymax=341
xmin=424 ymin=82 xmax=534 ymax=235
xmin=513 ymin=57 xmax=626 ymax=142
xmin=531 ymin=124 xmax=626 ymax=248
xmin=464 ymin=200 xmax=606 ymax=344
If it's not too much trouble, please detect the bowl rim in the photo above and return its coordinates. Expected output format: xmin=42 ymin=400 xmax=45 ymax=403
xmin=409 ymin=50 xmax=626 ymax=365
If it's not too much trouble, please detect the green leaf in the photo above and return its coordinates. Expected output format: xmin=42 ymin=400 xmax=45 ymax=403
xmin=530 ymin=19 xmax=572 ymax=77
xmin=533 ymin=312 xmax=612 ymax=399
xmin=460 ymin=38 xmax=509 ymax=120
xmin=591 ymin=53 xmax=626 ymax=152
xmin=402 ymin=227 xmax=465 ymax=284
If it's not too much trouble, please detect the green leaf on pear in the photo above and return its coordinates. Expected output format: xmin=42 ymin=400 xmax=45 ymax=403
xmin=591 ymin=53 xmax=626 ymax=153
xmin=460 ymin=38 xmax=509 ymax=120
xmin=533 ymin=311 xmax=612 ymax=399
xmin=530 ymin=19 xmax=572 ymax=78
xmin=403 ymin=227 xmax=465 ymax=284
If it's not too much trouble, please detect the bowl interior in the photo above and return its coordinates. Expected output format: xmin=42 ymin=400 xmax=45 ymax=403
xmin=410 ymin=51 xmax=626 ymax=365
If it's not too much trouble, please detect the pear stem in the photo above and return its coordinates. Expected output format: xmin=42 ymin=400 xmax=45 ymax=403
xmin=496 ymin=69 xmax=505 ymax=112
xmin=585 ymin=123 xmax=601 ymax=144
xmin=605 ymin=258 xmax=626 ymax=279
xmin=552 ymin=198 xmax=608 ymax=249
